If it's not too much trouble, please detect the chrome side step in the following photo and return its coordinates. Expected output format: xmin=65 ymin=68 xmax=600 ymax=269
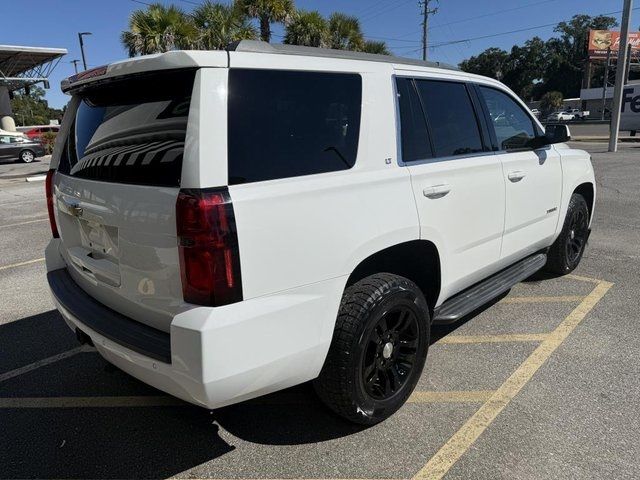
xmin=432 ymin=253 xmax=547 ymax=325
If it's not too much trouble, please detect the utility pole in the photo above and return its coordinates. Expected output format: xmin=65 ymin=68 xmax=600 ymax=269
xmin=609 ymin=0 xmax=633 ymax=152
xmin=601 ymin=48 xmax=611 ymax=120
xmin=420 ymin=0 xmax=438 ymax=61
xmin=78 ymin=32 xmax=92 ymax=71
xmin=71 ymin=60 xmax=80 ymax=74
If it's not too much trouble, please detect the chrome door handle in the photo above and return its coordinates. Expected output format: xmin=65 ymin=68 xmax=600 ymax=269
xmin=508 ymin=171 xmax=526 ymax=182
xmin=423 ymin=184 xmax=451 ymax=199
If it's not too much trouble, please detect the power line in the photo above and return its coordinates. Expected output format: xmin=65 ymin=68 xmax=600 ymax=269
xmin=360 ymin=0 xmax=415 ymax=24
xmin=355 ymin=0 xmax=392 ymax=17
xmin=363 ymin=0 xmax=561 ymax=44
xmin=419 ymin=6 xmax=640 ymax=51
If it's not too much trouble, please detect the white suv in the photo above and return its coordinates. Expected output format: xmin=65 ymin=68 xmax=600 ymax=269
xmin=45 ymin=42 xmax=595 ymax=425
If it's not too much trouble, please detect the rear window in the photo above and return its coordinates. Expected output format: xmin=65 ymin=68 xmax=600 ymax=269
xmin=228 ymin=69 xmax=362 ymax=185
xmin=58 ymin=69 xmax=196 ymax=187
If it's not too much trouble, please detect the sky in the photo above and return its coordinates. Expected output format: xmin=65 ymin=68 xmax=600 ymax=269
xmin=1 ymin=0 xmax=638 ymax=109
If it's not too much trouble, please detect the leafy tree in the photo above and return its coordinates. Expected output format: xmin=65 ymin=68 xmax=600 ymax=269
xmin=283 ymin=10 xmax=389 ymax=54
xmin=459 ymin=47 xmax=509 ymax=80
xmin=540 ymin=91 xmax=563 ymax=115
xmin=192 ymin=1 xmax=257 ymax=50
xmin=328 ymin=13 xmax=364 ymax=51
xmin=501 ymin=37 xmax=548 ymax=100
xmin=284 ymin=10 xmax=328 ymax=47
xmin=237 ymin=0 xmax=296 ymax=42
xmin=459 ymin=14 xmax=619 ymax=100
xmin=121 ymin=3 xmax=197 ymax=56
xmin=10 ymin=86 xmax=62 ymax=126
xmin=544 ymin=14 xmax=617 ymax=97
xmin=362 ymin=40 xmax=390 ymax=55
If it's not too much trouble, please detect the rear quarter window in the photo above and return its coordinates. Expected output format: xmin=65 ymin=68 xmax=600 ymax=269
xmin=227 ymin=69 xmax=362 ymax=185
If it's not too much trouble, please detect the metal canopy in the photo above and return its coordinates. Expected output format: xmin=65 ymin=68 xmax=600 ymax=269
xmin=0 ymin=45 xmax=67 ymax=91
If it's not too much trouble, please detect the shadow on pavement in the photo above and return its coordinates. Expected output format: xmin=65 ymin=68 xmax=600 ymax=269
xmin=0 ymin=310 xmax=364 ymax=478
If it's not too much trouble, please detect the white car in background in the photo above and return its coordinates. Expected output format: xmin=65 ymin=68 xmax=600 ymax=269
xmin=45 ymin=41 xmax=596 ymax=425
xmin=547 ymin=111 xmax=575 ymax=122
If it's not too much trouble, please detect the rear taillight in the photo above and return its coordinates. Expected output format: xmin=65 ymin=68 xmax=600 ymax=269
xmin=176 ymin=188 xmax=242 ymax=306
xmin=45 ymin=169 xmax=59 ymax=238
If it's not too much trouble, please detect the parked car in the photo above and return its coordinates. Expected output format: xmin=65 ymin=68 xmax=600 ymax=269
xmin=547 ymin=111 xmax=575 ymax=122
xmin=0 ymin=128 xmax=26 ymax=139
xmin=24 ymin=125 xmax=60 ymax=141
xmin=565 ymin=108 xmax=590 ymax=120
xmin=45 ymin=42 xmax=595 ymax=425
xmin=0 ymin=135 xmax=45 ymax=162
xmin=530 ymin=108 xmax=541 ymax=117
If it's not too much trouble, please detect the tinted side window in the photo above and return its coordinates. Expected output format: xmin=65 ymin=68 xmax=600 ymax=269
xmin=396 ymin=77 xmax=432 ymax=162
xmin=479 ymin=86 xmax=536 ymax=150
xmin=228 ymin=69 xmax=362 ymax=184
xmin=415 ymin=80 xmax=484 ymax=158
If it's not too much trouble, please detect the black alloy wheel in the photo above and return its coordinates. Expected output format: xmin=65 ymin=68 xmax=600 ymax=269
xmin=361 ymin=305 xmax=420 ymax=400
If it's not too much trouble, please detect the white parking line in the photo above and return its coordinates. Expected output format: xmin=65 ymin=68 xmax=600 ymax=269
xmin=0 ymin=346 xmax=89 ymax=383
xmin=0 ymin=218 xmax=48 ymax=229
xmin=0 ymin=257 xmax=45 ymax=271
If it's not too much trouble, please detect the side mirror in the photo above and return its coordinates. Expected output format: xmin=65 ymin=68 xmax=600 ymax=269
xmin=544 ymin=124 xmax=571 ymax=144
xmin=529 ymin=124 xmax=571 ymax=149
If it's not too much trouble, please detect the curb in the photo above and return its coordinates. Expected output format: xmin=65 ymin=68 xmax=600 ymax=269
xmin=26 ymin=175 xmax=47 ymax=182
xmin=571 ymin=137 xmax=640 ymax=143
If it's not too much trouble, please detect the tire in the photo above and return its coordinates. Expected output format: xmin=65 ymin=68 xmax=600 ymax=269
xmin=19 ymin=150 xmax=35 ymax=163
xmin=545 ymin=194 xmax=590 ymax=275
xmin=314 ymin=273 xmax=430 ymax=425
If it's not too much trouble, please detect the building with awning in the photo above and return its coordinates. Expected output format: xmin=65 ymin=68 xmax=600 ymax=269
xmin=0 ymin=45 xmax=67 ymax=132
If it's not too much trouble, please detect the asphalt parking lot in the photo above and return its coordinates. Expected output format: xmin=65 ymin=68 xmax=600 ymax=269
xmin=1 ymin=142 xmax=639 ymax=479
xmin=0 ymin=154 xmax=50 ymax=184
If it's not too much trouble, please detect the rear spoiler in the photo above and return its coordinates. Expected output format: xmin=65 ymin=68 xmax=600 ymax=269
xmin=61 ymin=50 xmax=227 ymax=94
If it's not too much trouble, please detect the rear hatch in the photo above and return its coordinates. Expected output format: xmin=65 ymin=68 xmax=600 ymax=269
xmin=53 ymin=69 xmax=197 ymax=332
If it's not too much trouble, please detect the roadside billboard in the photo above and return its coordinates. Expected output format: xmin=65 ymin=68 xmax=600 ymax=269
xmin=588 ymin=30 xmax=640 ymax=59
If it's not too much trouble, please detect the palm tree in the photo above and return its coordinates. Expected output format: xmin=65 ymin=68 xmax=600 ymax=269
xmin=192 ymin=1 xmax=257 ymax=50
xmin=328 ymin=13 xmax=364 ymax=51
xmin=284 ymin=10 xmax=328 ymax=48
xmin=362 ymin=40 xmax=390 ymax=55
xmin=121 ymin=3 xmax=197 ymax=57
xmin=237 ymin=0 xmax=296 ymax=42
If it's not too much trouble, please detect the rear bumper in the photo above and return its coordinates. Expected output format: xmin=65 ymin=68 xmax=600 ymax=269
xmin=46 ymin=240 xmax=345 ymax=409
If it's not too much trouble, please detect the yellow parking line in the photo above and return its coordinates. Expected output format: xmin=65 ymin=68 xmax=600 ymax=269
xmin=0 ymin=346 xmax=89 ymax=383
xmin=408 ymin=391 xmax=495 ymax=403
xmin=437 ymin=333 xmax=550 ymax=345
xmin=0 ymin=396 xmax=186 ymax=409
xmin=499 ymin=295 xmax=584 ymax=304
xmin=413 ymin=279 xmax=613 ymax=480
xmin=0 ymin=257 xmax=45 ymax=271
xmin=566 ymin=273 xmax=603 ymax=284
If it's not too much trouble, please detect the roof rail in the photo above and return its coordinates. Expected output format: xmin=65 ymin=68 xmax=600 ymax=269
xmin=226 ymin=40 xmax=458 ymax=71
